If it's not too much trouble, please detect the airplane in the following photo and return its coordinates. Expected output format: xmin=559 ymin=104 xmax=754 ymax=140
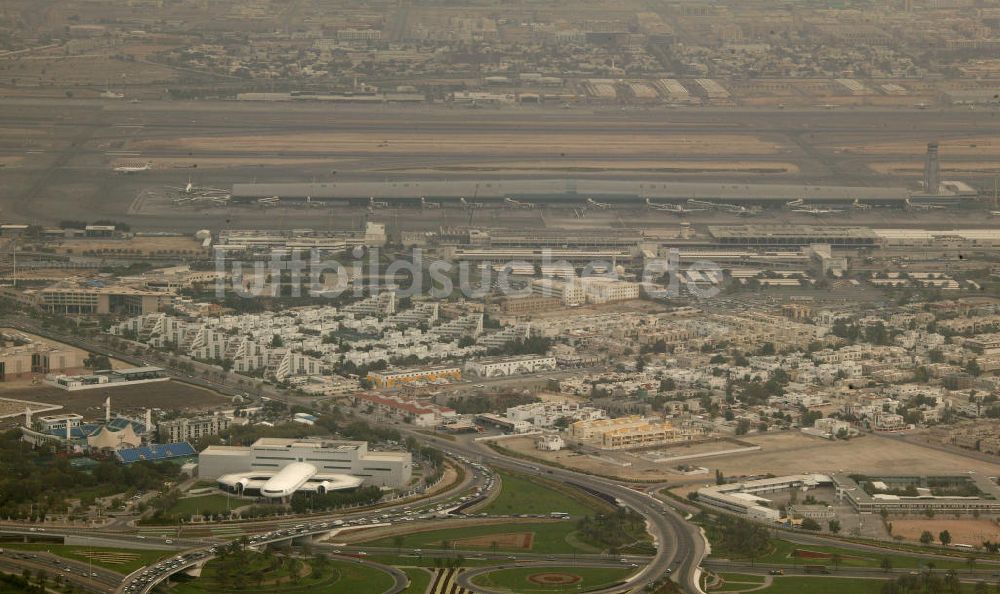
xmin=905 ymin=198 xmax=944 ymax=211
xmin=459 ymin=197 xmax=484 ymax=209
xmin=166 ymin=176 xmax=229 ymax=197
xmin=369 ymin=196 xmax=389 ymax=209
xmin=113 ymin=161 xmax=152 ymax=174
xmin=791 ymin=206 xmax=844 ymax=215
xmin=420 ymin=196 xmax=441 ymax=209
xmin=586 ymin=198 xmax=613 ymax=210
xmin=257 ymin=196 xmax=280 ymax=207
xmin=504 ymin=197 xmax=535 ymax=209
xmin=688 ymin=198 xmax=759 ymax=216
xmin=784 ymin=198 xmax=805 ymax=208
xmin=852 ymin=199 xmax=872 ymax=211
xmin=304 ymin=196 xmax=323 ymax=208
xmin=645 ymin=198 xmax=705 ymax=214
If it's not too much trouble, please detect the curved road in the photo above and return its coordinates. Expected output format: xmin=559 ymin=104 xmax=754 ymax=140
xmin=411 ymin=434 xmax=707 ymax=594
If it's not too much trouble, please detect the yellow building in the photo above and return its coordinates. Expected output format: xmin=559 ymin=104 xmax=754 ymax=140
xmin=570 ymin=415 xmax=688 ymax=450
xmin=367 ymin=366 xmax=462 ymax=389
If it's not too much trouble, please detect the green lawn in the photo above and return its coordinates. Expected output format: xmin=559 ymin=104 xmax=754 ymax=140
xmin=400 ymin=567 xmax=432 ymax=593
xmin=471 ymin=566 xmax=635 ymax=593
xmin=755 ymin=577 xmax=886 ymax=594
xmin=360 ymin=521 xmax=598 ymax=555
xmin=709 ymin=573 xmax=768 ymax=592
xmin=365 ymin=554 xmax=505 ymax=568
xmin=753 ymin=576 xmax=989 ymax=594
xmin=479 ymin=471 xmax=608 ymax=517
xmin=2 ymin=543 xmax=170 ymax=573
xmin=167 ymin=494 xmax=236 ymax=518
xmin=753 ymin=539 xmax=977 ymax=571
xmin=172 ymin=556 xmax=395 ymax=594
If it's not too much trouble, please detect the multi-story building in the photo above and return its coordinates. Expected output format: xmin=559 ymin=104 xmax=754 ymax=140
xmin=367 ymin=366 xmax=462 ymax=389
xmin=159 ymin=414 xmax=232 ymax=443
xmin=465 ymin=355 xmax=557 ymax=378
xmin=199 ymin=437 xmax=412 ymax=490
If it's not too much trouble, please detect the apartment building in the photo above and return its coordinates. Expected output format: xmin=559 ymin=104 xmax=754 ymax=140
xmin=159 ymin=414 xmax=232 ymax=443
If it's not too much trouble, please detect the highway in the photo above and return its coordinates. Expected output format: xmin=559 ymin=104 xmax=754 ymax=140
xmin=411 ymin=433 xmax=707 ymax=594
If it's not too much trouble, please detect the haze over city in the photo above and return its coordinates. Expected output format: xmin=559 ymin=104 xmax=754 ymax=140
xmin=0 ymin=1 xmax=999 ymax=594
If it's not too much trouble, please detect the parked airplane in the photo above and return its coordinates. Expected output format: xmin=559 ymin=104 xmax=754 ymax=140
xmin=688 ymin=199 xmax=760 ymax=216
xmin=784 ymin=198 xmax=805 ymax=208
xmin=792 ymin=206 xmax=844 ymax=215
xmin=257 ymin=196 xmax=280 ymax=207
xmin=113 ymin=161 xmax=152 ymax=174
xmin=459 ymin=197 xmax=484 ymax=209
xmin=852 ymin=199 xmax=872 ymax=210
xmin=420 ymin=196 xmax=441 ymax=209
xmin=166 ymin=176 xmax=229 ymax=197
xmin=586 ymin=198 xmax=613 ymax=210
xmin=369 ymin=196 xmax=389 ymax=209
xmin=905 ymin=198 xmax=944 ymax=211
xmin=645 ymin=198 xmax=706 ymax=214
xmin=504 ymin=197 xmax=535 ymax=209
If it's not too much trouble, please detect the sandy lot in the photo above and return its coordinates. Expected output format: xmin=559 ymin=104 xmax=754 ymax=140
xmin=0 ymin=381 xmax=229 ymax=417
xmin=890 ymin=519 xmax=1000 ymax=546
xmin=453 ymin=532 xmax=534 ymax=550
xmin=869 ymin=161 xmax=1000 ymax=175
xmin=134 ymin=132 xmax=783 ymax=157
xmin=506 ymin=431 xmax=1000 ymax=485
xmin=836 ymin=137 xmax=1000 ymax=157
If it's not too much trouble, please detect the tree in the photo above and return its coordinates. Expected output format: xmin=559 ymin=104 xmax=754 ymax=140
xmin=801 ymin=518 xmax=821 ymax=531
xmin=831 ymin=553 xmax=842 ymax=572
xmin=828 ymin=519 xmax=841 ymax=534
xmin=920 ymin=530 xmax=934 ymax=545
xmin=939 ymin=530 xmax=952 ymax=546
xmin=735 ymin=419 xmax=751 ymax=435
xmin=880 ymin=556 xmax=893 ymax=573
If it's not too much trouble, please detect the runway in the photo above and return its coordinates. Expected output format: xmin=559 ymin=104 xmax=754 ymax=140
xmin=1 ymin=97 xmax=999 ymax=230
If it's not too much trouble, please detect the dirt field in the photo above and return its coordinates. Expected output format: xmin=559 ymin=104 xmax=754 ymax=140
xmin=0 ymin=395 xmax=62 ymax=417
xmin=505 ymin=430 xmax=1000 ymax=485
xmin=709 ymin=432 xmax=1000 ymax=478
xmin=889 ymin=519 xmax=1000 ymax=546
xmin=452 ymin=532 xmax=534 ymax=550
xmin=0 ymin=381 xmax=229 ymax=417
xmin=835 ymin=136 xmax=1000 ymax=157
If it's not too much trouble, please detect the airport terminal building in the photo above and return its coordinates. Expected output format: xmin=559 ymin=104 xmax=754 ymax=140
xmin=198 ymin=437 xmax=412 ymax=499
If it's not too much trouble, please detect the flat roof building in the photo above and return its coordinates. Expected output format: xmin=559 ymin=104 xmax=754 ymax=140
xmin=199 ymin=437 xmax=411 ymax=497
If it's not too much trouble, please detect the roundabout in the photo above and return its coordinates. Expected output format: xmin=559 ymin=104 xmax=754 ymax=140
xmin=466 ymin=564 xmax=637 ymax=593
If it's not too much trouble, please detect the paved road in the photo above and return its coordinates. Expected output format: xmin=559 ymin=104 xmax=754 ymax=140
xmin=0 ymin=549 xmax=123 ymax=593
xmin=409 ymin=432 xmax=707 ymax=594
xmin=704 ymin=559 xmax=1000 ymax=581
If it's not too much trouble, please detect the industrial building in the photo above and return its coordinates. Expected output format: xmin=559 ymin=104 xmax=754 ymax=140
xmin=697 ymin=474 xmax=835 ymax=521
xmin=198 ymin=438 xmax=412 ymax=497
xmin=831 ymin=473 xmax=1000 ymax=516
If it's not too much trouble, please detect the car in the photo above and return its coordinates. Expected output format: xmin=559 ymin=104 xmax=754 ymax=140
xmin=769 ymin=570 xmax=784 ymax=576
